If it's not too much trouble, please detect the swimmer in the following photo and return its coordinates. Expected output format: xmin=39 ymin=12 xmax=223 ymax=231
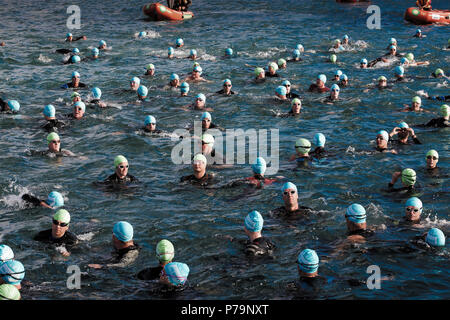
xmin=103 ymin=155 xmax=139 ymax=185
xmin=393 ymin=66 xmax=406 ymax=82
xmin=308 ymin=74 xmax=330 ymax=93
xmin=329 ymin=54 xmax=337 ymax=63
xmin=404 ymin=53 xmax=429 ymax=66
xmin=61 ymin=71 xmax=87 ymax=89
xmin=297 ymin=249 xmax=320 ymax=279
xmin=182 ymin=93 xmax=212 ymax=111
xmin=412 ymin=228 xmax=446 ymax=250
xmin=42 ymin=132 xmax=75 ymax=156
xmin=168 ymin=73 xmax=180 ymax=88
xmin=270 ymin=182 xmax=313 ymax=218
xmin=71 ymin=91 xmax=82 ymax=104
xmin=386 ymin=37 xmax=398 ymax=50
xmin=0 ymin=260 xmax=25 ymax=290
xmin=98 ymin=40 xmax=107 ymax=50
xmin=180 ymin=82 xmax=189 ymax=96
xmin=417 ymin=104 xmax=449 ymax=128
xmin=41 ymin=104 xmax=66 ymax=132
xmin=145 ymin=63 xmax=155 ymax=76
xmin=266 ymin=62 xmax=279 ymax=77
xmin=277 ymin=98 xmax=302 ymax=117
xmin=310 ymin=133 xmax=328 ymax=158
xmin=0 ymin=42 xmax=5 ymax=47
xmin=88 ymin=87 xmax=107 ymax=108
xmin=425 ymin=150 xmax=439 ymax=171
xmin=363 ymin=76 xmax=392 ymax=93
xmin=374 ymin=130 xmax=397 ymax=154
xmin=243 ymin=210 xmax=275 ymax=256
xmin=344 ymin=204 xmax=376 ymax=242
xmin=160 ymin=262 xmax=189 ymax=288
xmin=224 ymin=48 xmax=233 ymax=57
xmin=0 ymin=284 xmax=21 ymax=300
xmin=278 ymin=58 xmax=287 ymax=70
xmin=199 ymin=111 xmax=223 ymax=132
xmin=180 ymin=154 xmax=216 ymax=186
xmin=368 ymin=45 xmax=403 ymax=68
xmin=88 ymin=221 xmax=140 ymax=269
xmin=333 ymin=70 xmax=343 ymax=81
xmin=342 ymin=34 xmax=350 ymax=45
xmin=65 ymin=33 xmax=86 ymax=42
xmin=289 ymin=138 xmax=312 ymax=162
xmin=188 ymin=49 xmax=197 ymax=60
xmin=90 ymin=48 xmax=100 ymax=60
xmin=324 ymin=84 xmax=340 ymax=102
xmin=137 ymin=240 xmax=175 ymax=280
xmin=330 ymin=39 xmax=344 ymax=51
xmin=388 ymin=168 xmax=417 ymax=193
xmin=388 ymin=122 xmax=421 ymax=145
xmin=275 ymin=85 xmax=287 ymax=101
xmin=199 ymin=133 xmax=228 ymax=167
xmin=21 ymin=190 xmax=64 ymax=209
xmin=253 ymin=67 xmax=266 ymax=83
xmin=142 ymin=115 xmax=162 ymax=134
xmin=282 ymin=80 xmax=300 ymax=99
xmin=360 ymin=58 xmax=368 ymax=69
xmin=404 ymin=197 xmax=423 ymax=224
xmin=401 ymin=96 xmax=429 ymax=113
xmin=216 ymin=79 xmax=235 ymax=95
xmin=137 ymin=85 xmax=148 ymax=100
xmin=0 ymin=99 xmax=20 ymax=113
xmin=167 ymin=47 xmax=174 ymax=59
xmin=431 ymin=68 xmax=450 ymax=80
xmin=66 ymin=101 xmax=86 ymax=120
xmin=339 ymin=74 xmax=349 ymax=87
xmin=63 ymin=52 xmax=82 ymax=65
xmin=0 ymin=245 xmax=14 ymax=262
xmin=287 ymin=49 xmax=302 ymax=62
xmin=227 ymin=157 xmax=280 ymax=189
xmin=184 ymin=65 xmax=210 ymax=83
xmin=175 ymin=38 xmax=184 ymax=48
xmin=296 ymin=43 xmax=304 ymax=53
xmin=33 ymin=209 xmax=78 ymax=257
xmin=130 ymin=77 xmax=141 ymax=91
xmin=422 ymin=92 xmax=450 ymax=102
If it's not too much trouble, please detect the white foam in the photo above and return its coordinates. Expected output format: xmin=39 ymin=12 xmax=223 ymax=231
xmin=38 ymin=54 xmax=52 ymax=63
xmin=77 ymin=232 xmax=95 ymax=241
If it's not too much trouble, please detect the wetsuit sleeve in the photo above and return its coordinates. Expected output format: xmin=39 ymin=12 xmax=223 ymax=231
xmin=73 ymin=36 xmax=85 ymax=41
xmin=105 ymin=250 xmax=139 ymax=268
xmin=63 ymin=232 xmax=79 ymax=251
xmin=61 ymin=83 xmax=69 ymax=89
xmin=22 ymin=194 xmax=42 ymax=206
xmin=33 ymin=230 xmax=51 ymax=242
xmin=56 ymin=49 xmax=71 ymax=54
xmin=137 ymin=266 xmax=162 ymax=280
xmin=412 ymin=136 xmax=421 ymax=144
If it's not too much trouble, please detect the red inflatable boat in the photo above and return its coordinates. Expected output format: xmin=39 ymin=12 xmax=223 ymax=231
xmin=404 ymin=7 xmax=450 ymax=25
xmin=143 ymin=2 xmax=194 ymax=21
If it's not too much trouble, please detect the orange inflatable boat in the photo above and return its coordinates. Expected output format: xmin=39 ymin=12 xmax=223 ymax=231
xmin=404 ymin=7 xmax=450 ymax=25
xmin=143 ymin=3 xmax=194 ymax=21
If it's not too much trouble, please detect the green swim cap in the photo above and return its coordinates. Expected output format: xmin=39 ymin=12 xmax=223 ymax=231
xmin=435 ymin=68 xmax=444 ymax=76
xmin=53 ymin=209 xmax=70 ymax=224
xmin=47 ymin=132 xmax=60 ymax=144
xmin=254 ymin=67 xmax=264 ymax=76
xmin=201 ymin=133 xmax=214 ymax=146
xmin=193 ymin=153 xmax=207 ymax=165
xmin=268 ymin=62 xmax=278 ymax=71
xmin=0 ymin=284 xmax=21 ymax=300
xmin=412 ymin=96 xmax=421 ymax=104
xmin=330 ymin=54 xmax=337 ymax=63
xmin=441 ymin=104 xmax=449 ymax=117
xmin=426 ymin=150 xmax=439 ymax=160
xmin=146 ymin=63 xmax=155 ymax=70
xmin=295 ymin=138 xmax=311 ymax=154
xmin=378 ymin=76 xmax=387 ymax=81
xmin=156 ymin=239 xmax=174 ymax=262
xmin=406 ymin=53 xmax=414 ymax=62
xmin=71 ymin=92 xmax=80 ymax=99
xmin=114 ymin=155 xmax=128 ymax=167
xmin=291 ymin=98 xmax=301 ymax=106
xmin=278 ymin=58 xmax=286 ymax=67
xmin=401 ymin=168 xmax=416 ymax=186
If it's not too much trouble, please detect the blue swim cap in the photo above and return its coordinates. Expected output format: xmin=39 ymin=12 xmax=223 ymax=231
xmin=343 ymin=35 xmax=349 ymax=40
xmin=398 ymin=122 xmax=409 ymax=129
xmin=377 ymin=130 xmax=389 ymax=141
xmin=361 ymin=58 xmax=368 ymax=64
xmin=7 ymin=100 xmax=20 ymax=112
xmin=317 ymin=74 xmax=327 ymax=83
xmin=170 ymin=73 xmax=179 ymax=81
xmin=43 ymin=104 xmax=56 ymax=118
xmin=426 ymin=228 xmax=445 ymax=247
xmin=72 ymin=48 xmax=79 ymax=54
xmin=313 ymin=133 xmax=326 ymax=147
xmin=416 ymin=29 xmax=421 ymax=34
xmin=297 ymin=249 xmax=319 ymax=274
xmin=144 ymin=115 xmax=156 ymax=125
xmin=176 ymin=38 xmax=183 ymax=46
xmin=252 ymin=157 xmax=267 ymax=175
xmin=92 ymin=48 xmax=99 ymax=57
xmin=91 ymin=87 xmax=102 ymax=99
xmin=137 ymin=85 xmax=148 ymax=97
xmin=244 ymin=210 xmax=264 ymax=232
xmin=389 ymin=45 xmax=396 ymax=50
xmin=99 ymin=40 xmax=106 ymax=47
xmin=71 ymin=55 xmax=81 ymax=63
xmin=74 ymin=101 xmax=86 ymax=112
xmin=293 ymin=49 xmax=300 ymax=58
xmin=66 ymin=33 xmax=72 ymax=38
xmin=193 ymin=65 xmax=203 ymax=74
xmin=276 ymin=85 xmax=287 ymax=96
xmin=296 ymin=44 xmax=304 ymax=51
xmin=223 ymin=79 xmax=232 ymax=86
xmin=281 ymin=182 xmax=297 ymax=194
xmin=405 ymin=197 xmax=422 ymax=212
xmin=0 ymin=245 xmax=14 ymax=262
xmin=113 ymin=221 xmax=134 ymax=242
xmin=46 ymin=191 xmax=64 ymax=208
xmin=345 ymin=203 xmax=367 ymax=224
xmin=335 ymin=70 xmax=343 ymax=77
xmin=72 ymin=71 xmax=80 ymax=78
xmin=164 ymin=262 xmax=189 ymax=286
xmin=389 ymin=38 xmax=396 ymax=44
xmin=168 ymin=47 xmax=174 ymax=54
xmin=225 ymin=48 xmax=233 ymax=56
xmin=395 ymin=66 xmax=404 ymax=76
xmin=131 ymin=77 xmax=140 ymax=85
xmin=201 ymin=111 xmax=211 ymax=121
xmin=196 ymin=93 xmax=206 ymax=102
xmin=401 ymin=57 xmax=409 ymax=64
xmin=190 ymin=49 xmax=197 ymax=56
xmin=180 ymin=82 xmax=189 ymax=93
xmin=0 ymin=260 xmax=25 ymax=285
xmin=330 ymin=84 xmax=340 ymax=91
xmin=138 ymin=31 xmax=147 ymax=38
xmin=282 ymin=80 xmax=291 ymax=86
xmin=340 ymin=74 xmax=348 ymax=81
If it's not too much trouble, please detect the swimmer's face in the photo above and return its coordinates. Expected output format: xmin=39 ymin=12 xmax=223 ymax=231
xmin=192 ymin=70 xmax=201 ymax=79
xmin=193 ymin=159 xmax=206 ymax=172
xmin=398 ymin=129 xmax=409 ymax=139
xmin=223 ymin=82 xmax=232 ymax=93
xmin=341 ymin=79 xmax=348 ymax=86
xmin=73 ymin=105 xmax=84 ymax=119
xmin=343 ymin=39 xmax=348 ymax=44
xmin=72 ymin=96 xmax=81 ymax=103
xmin=202 ymin=118 xmax=211 ymax=129
xmin=190 ymin=54 xmax=196 ymax=60
xmin=405 ymin=206 xmax=421 ymax=221
xmin=195 ymin=97 xmax=205 ymax=108
xmin=48 ymin=139 xmax=61 ymax=152
xmin=268 ymin=67 xmax=276 ymax=74
xmin=412 ymin=102 xmax=421 ymax=109
xmin=146 ymin=123 xmax=156 ymax=131
xmin=201 ymin=141 xmax=213 ymax=154
xmin=378 ymin=79 xmax=387 ymax=87
xmin=316 ymin=79 xmax=324 ymax=87
xmin=115 ymin=162 xmax=129 ymax=178
xmin=390 ymin=47 xmax=396 ymax=55
xmin=256 ymin=71 xmax=265 ymax=79
xmin=170 ymin=79 xmax=179 ymax=87
xmin=334 ymin=75 xmax=340 ymax=81
xmin=146 ymin=69 xmax=155 ymax=75
xmin=376 ymin=134 xmax=387 ymax=148
xmin=330 ymin=89 xmax=339 ymax=100
xmin=282 ymin=188 xmax=298 ymax=206
xmin=426 ymin=155 xmax=438 ymax=169
xmin=280 ymin=63 xmax=286 ymax=69
xmin=130 ymin=81 xmax=139 ymax=91
xmin=67 ymin=36 xmax=73 ymax=41
xmin=283 ymin=83 xmax=291 ymax=93
xmin=360 ymin=63 xmax=367 ymax=69
xmin=291 ymin=102 xmax=301 ymax=114
xmin=52 ymin=219 xmax=69 ymax=238
xmin=72 ymin=76 xmax=80 ymax=86
xmin=159 ymin=269 xmax=170 ymax=285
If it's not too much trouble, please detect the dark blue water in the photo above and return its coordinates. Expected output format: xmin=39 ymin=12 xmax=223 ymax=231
xmin=0 ymin=0 xmax=449 ymax=299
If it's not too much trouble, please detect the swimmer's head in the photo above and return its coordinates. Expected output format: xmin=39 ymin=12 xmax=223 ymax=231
xmin=405 ymin=197 xmax=423 ymax=221
xmin=440 ymin=104 xmax=449 ymax=117
xmin=329 ymin=54 xmax=337 ymax=63
xmin=293 ymin=49 xmax=301 ymax=58
xmin=201 ymin=133 xmax=214 ymax=147
xmin=146 ymin=63 xmax=155 ymax=71
xmin=196 ymin=93 xmax=206 ymax=104
xmin=398 ymin=122 xmax=409 ymax=129
xmin=296 ymin=44 xmax=304 ymax=52
xmin=254 ymin=67 xmax=265 ymax=78
xmin=156 ymin=239 xmax=174 ymax=263
xmin=47 ymin=132 xmax=61 ymax=152
xmin=297 ymin=249 xmax=319 ymax=274
xmin=340 ymin=74 xmax=348 ymax=82
xmin=43 ymin=104 xmax=56 ymax=118
xmin=0 ymin=245 xmax=14 ymax=262
xmin=225 ymin=48 xmax=233 ymax=56
xmin=317 ymin=74 xmax=327 ymax=84
xmin=113 ymin=221 xmax=133 ymax=243
xmin=144 ymin=115 xmax=156 ymax=126
xmin=73 ymin=101 xmax=86 ymax=115
xmin=90 ymin=87 xmax=101 ymax=100
xmin=406 ymin=53 xmax=414 ymax=62
xmin=389 ymin=45 xmax=397 ymax=53
xmin=313 ymin=133 xmax=326 ymax=148
xmin=99 ymin=40 xmax=106 ymax=47
xmin=72 ymin=71 xmax=80 ymax=79
xmin=330 ymin=84 xmax=340 ymax=92
xmin=71 ymin=55 xmax=81 ymax=63
xmin=426 ymin=149 xmax=439 ymax=169
xmin=0 ymin=260 xmax=25 ymax=286
xmin=53 ymin=209 xmax=71 ymax=225
xmin=335 ymin=70 xmax=343 ymax=77
xmin=180 ymin=81 xmax=189 ymax=93
xmin=426 ymin=228 xmax=446 ymax=247
xmin=72 ymin=48 xmax=79 ymax=55
xmin=378 ymin=76 xmax=387 ymax=83
xmin=334 ymin=39 xmax=341 ymax=45
xmin=114 ymin=155 xmax=128 ymax=169
xmin=389 ymin=38 xmax=397 ymax=45
xmin=170 ymin=73 xmax=180 ymax=82
xmin=295 ymin=138 xmax=311 ymax=155
xmin=416 ymin=29 xmax=421 ymax=35
xmin=138 ymin=31 xmax=147 ymax=38
xmin=244 ymin=210 xmax=263 ymax=233
xmin=66 ymin=33 xmax=72 ymax=38
xmin=291 ymin=98 xmax=301 ymax=112
xmin=400 ymin=57 xmax=409 ymax=65
xmin=193 ymin=153 xmax=207 ymax=166
xmin=395 ymin=66 xmax=404 ymax=76
xmin=71 ymin=92 xmax=81 ymax=102
xmin=343 ymin=35 xmax=349 ymax=40
xmin=275 ymin=85 xmax=287 ymax=97
xmin=252 ymin=157 xmax=267 ymax=175
xmin=412 ymin=96 xmax=421 ymax=106
xmin=189 ymin=49 xmax=197 ymax=57
xmin=434 ymin=68 xmax=444 ymax=77
xmin=0 ymin=284 xmax=20 ymax=300
xmin=164 ymin=262 xmax=189 ymax=286
xmin=137 ymin=85 xmax=148 ymax=99
xmin=193 ymin=65 xmax=202 ymax=75
xmin=175 ymin=38 xmax=184 ymax=47
xmin=278 ymin=58 xmax=286 ymax=68
xmin=281 ymin=182 xmax=298 ymax=195
xmin=6 ymin=100 xmax=20 ymax=112
xmin=401 ymin=168 xmax=416 ymax=187
xmin=360 ymin=58 xmax=368 ymax=67
xmin=92 ymin=48 xmax=99 ymax=57
xmin=168 ymin=47 xmax=174 ymax=55
xmin=223 ymin=79 xmax=232 ymax=87
xmin=377 ymin=130 xmax=389 ymax=143
xmin=201 ymin=111 xmax=211 ymax=121
xmin=268 ymin=62 xmax=278 ymax=72
xmin=345 ymin=203 xmax=367 ymax=224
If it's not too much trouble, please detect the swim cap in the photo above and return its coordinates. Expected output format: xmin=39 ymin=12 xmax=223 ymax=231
xmin=293 ymin=49 xmax=300 ymax=58
xmin=317 ymin=74 xmax=327 ymax=83
xmin=201 ymin=111 xmax=211 ymax=121
xmin=43 ymin=104 xmax=56 ymax=118
xmin=405 ymin=197 xmax=422 ymax=212
xmin=278 ymin=58 xmax=286 ymax=67
xmin=416 ymin=29 xmax=421 ymax=34
xmin=334 ymin=39 xmax=341 ymax=45
xmin=137 ymin=85 xmax=148 ymax=98
xmin=340 ymin=74 xmax=348 ymax=81
xmin=72 ymin=71 xmax=80 ymax=78
xmin=401 ymin=57 xmax=409 ymax=65
xmin=426 ymin=149 xmax=439 ymax=160
xmin=190 ymin=49 xmax=197 ymax=56
xmin=170 ymin=73 xmax=180 ymax=81
xmin=176 ymin=38 xmax=184 ymax=46
xmin=412 ymin=96 xmax=421 ymax=104
xmin=377 ymin=130 xmax=389 ymax=142
xmin=406 ymin=53 xmax=414 ymax=62
xmin=196 ymin=93 xmax=206 ymax=102
xmin=426 ymin=228 xmax=445 ymax=247
xmin=389 ymin=45 xmax=396 ymax=50
xmin=254 ymin=67 xmax=264 ymax=76
xmin=0 ymin=245 xmax=14 ymax=262
xmin=297 ymin=249 xmax=319 ymax=274
xmin=225 ymin=48 xmax=233 ymax=56
xmin=223 ymin=79 xmax=232 ymax=86
xmin=99 ymin=40 xmax=106 ymax=47
xmin=345 ymin=203 xmax=367 ymax=224
xmin=335 ymin=70 xmax=343 ymax=77
xmin=434 ymin=68 xmax=444 ymax=76
xmin=7 ymin=100 xmax=20 ymax=112
xmin=66 ymin=33 xmax=72 ymax=38
xmin=138 ymin=31 xmax=146 ymax=38
xmin=72 ymin=48 xmax=80 ymax=54
xmin=401 ymin=168 xmax=416 ymax=186
xmin=193 ymin=65 xmax=202 ymax=74
xmin=441 ymin=104 xmax=449 ymax=117
xmin=329 ymin=54 xmax=337 ymax=63
xmin=281 ymin=182 xmax=297 ymax=193
xmin=343 ymin=35 xmax=349 ymax=40
xmin=330 ymin=84 xmax=340 ymax=91
xmin=193 ymin=153 xmax=207 ymax=165
xmin=114 ymin=155 xmax=128 ymax=167
xmin=73 ymin=101 xmax=85 ymax=112
xmin=0 ymin=260 xmax=25 ymax=285
xmin=71 ymin=55 xmax=81 ymax=63
xmin=244 ymin=210 xmax=264 ymax=232
xmin=295 ymin=138 xmax=311 ymax=154
xmin=180 ymin=82 xmax=189 ymax=93
xmin=131 ymin=77 xmax=141 ymax=86
xmin=91 ymin=87 xmax=102 ymax=99
xmin=164 ymin=262 xmax=189 ymax=286
xmin=252 ymin=157 xmax=267 ymax=175
xmin=276 ymin=85 xmax=287 ymax=96
xmin=71 ymin=92 xmax=80 ymax=99
xmin=92 ymin=48 xmax=99 ymax=56
xmin=46 ymin=191 xmax=64 ymax=208
xmin=0 ymin=284 xmax=20 ymax=300
xmin=389 ymin=38 xmax=396 ymax=44
xmin=201 ymin=133 xmax=214 ymax=145
xmin=282 ymin=80 xmax=291 ymax=86
xmin=156 ymin=240 xmax=174 ymax=262
xmin=193 ymin=62 xmax=200 ymax=67
xmin=144 ymin=115 xmax=156 ymax=125
xmin=313 ymin=133 xmax=326 ymax=147
xmin=395 ymin=66 xmax=404 ymax=76
xmin=168 ymin=47 xmax=174 ymax=54
xmin=47 ymin=132 xmax=60 ymax=144
xmin=146 ymin=63 xmax=155 ymax=70
xmin=113 ymin=221 xmax=133 ymax=242
xmin=296 ymin=44 xmax=304 ymax=51
xmin=53 ymin=209 xmax=70 ymax=224
xmin=291 ymin=98 xmax=301 ymax=106
xmin=361 ymin=58 xmax=368 ymax=64
xmin=378 ymin=76 xmax=387 ymax=81
xmin=268 ymin=62 xmax=278 ymax=71
xmin=398 ymin=122 xmax=409 ymax=129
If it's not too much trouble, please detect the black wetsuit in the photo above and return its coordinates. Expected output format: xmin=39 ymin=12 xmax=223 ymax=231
xmin=271 ymin=206 xmax=314 ymax=219
xmin=202 ymin=123 xmax=221 ymax=132
xmin=66 ymin=36 xmax=85 ymax=42
xmin=266 ymin=73 xmax=280 ymax=78
xmin=34 ymin=229 xmax=79 ymax=251
xmin=427 ymin=95 xmax=450 ymax=102
xmin=347 ymin=228 xmax=375 ymax=239
xmin=286 ymin=92 xmax=300 ymax=99
xmin=61 ymin=82 xmax=87 ymax=89
xmin=215 ymin=89 xmax=235 ymax=95
xmin=323 ymin=96 xmax=338 ymax=103
xmin=22 ymin=194 xmax=43 ymax=207
xmin=368 ymin=52 xmax=404 ymax=68
xmin=143 ymin=127 xmax=163 ymax=134
xmin=0 ymin=98 xmax=8 ymax=112
xmin=287 ymin=58 xmax=302 ymax=62
xmin=63 ymin=55 xmax=78 ymax=64
xmin=420 ymin=117 xmax=449 ymax=128
xmin=244 ymin=237 xmax=275 ymax=256
xmin=105 ymin=243 xmax=141 ymax=268
xmin=387 ymin=183 xmax=416 ymax=193
xmin=137 ymin=266 xmax=163 ymax=280
xmin=278 ymin=110 xmax=301 ymax=118
xmin=390 ymin=136 xmax=422 ymax=145
xmin=56 ymin=49 xmax=72 ymax=54
xmin=180 ymin=172 xmax=215 ymax=187
xmin=310 ymin=147 xmax=327 ymax=158
xmin=104 ymin=173 xmax=139 ymax=185
xmin=41 ymin=119 xmax=66 ymax=133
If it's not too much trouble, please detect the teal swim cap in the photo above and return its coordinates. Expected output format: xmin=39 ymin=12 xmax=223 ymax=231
xmin=223 ymin=79 xmax=232 ymax=86
xmin=401 ymin=57 xmax=409 ymax=65
xmin=412 ymin=96 xmax=421 ymax=104
xmin=329 ymin=54 xmax=337 ymax=63
xmin=66 ymin=33 xmax=72 ymax=38
xmin=92 ymin=87 xmax=102 ymax=99
xmin=201 ymin=133 xmax=214 ymax=145
xmin=426 ymin=149 xmax=439 ymax=160
xmin=389 ymin=38 xmax=396 ymax=44
xmin=268 ymin=62 xmax=278 ymax=71
xmin=440 ymin=104 xmax=449 ymax=117
xmin=170 ymin=73 xmax=179 ymax=81
xmin=114 ymin=155 xmax=128 ymax=167
xmin=53 ymin=209 xmax=70 ymax=224
xmin=113 ymin=221 xmax=134 ymax=242
xmin=405 ymin=197 xmax=422 ymax=212
xmin=193 ymin=153 xmax=207 ymax=165
xmin=295 ymin=138 xmax=311 ymax=154
xmin=201 ymin=111 xmax=211 ymax=121
xmin=196 ymin=93 xmax=206 ymax=102
xmin=297 ymin=249 xmax=319 ymax=274
xmin=281 ymin=182 xmax=297 ymax=193
xmin=47 ymin=132 xmax=60 ymax=144
xmin=340 ymin=74 xmax=348 ymax=81
xmin=168 ymin=47 xmax=174 ymax=54
xmin=244 ymin=210 xmax=264 ymax=232
xmin=313 ymin=133 xmax=326 ymax=147
xmin=193 ymin=65 xmax=202 ymax=74
xmin=46 ymin=191 xmax=64 ymax=208
xmin=131 ymin=77 xmax=140 ymax=85
xmin=416 ymin=29 xmax=421 ymax=34
xmin=138 ymin=85 xmax=148 ymax=98
xmin=225 ymin=48 xmax=233 ymax=56
xmin=401 ymin=168 xmax=416 ymax=186
xmin=406 ymin=53 xmax=414 ymax=62
xmin=146 ymin=63 xmax=155 ymax=70
xmin=0 ymin=284 xmax=20 ymax=300
xmin=317 ymin=74 xmax=327 ymax=83
xmin=138 ymin=31 xmax=146 ymax=38
xmin=0 ymin=245 xmax=14 ymax=262
xmin=164 ymin=262 xmax=189 ymax=286
xmin=0 ymin=260 xmax=25 ymax=285
xmin=276 ymin=85 xmax=287 ymax=96
xmin=144 ymin=115 xmax=156 ymax=125
xmin=99 ymin=40 xmax=106 ymax=47
xmin=190 ymin=49 xmax=197 ymax=56
xmin=426 ymin=228 xmax=445 ymax=247
xmin=335 ymin=70 xmax=343 ymax=77
xmin=73 ymin=101 xmax=85 ymax=112
xmin=278 ymin=58 xmax=286 ymax=67
xmin=176 ymin=38 xmax=183 ymax=46
xmin=293 ymin=49 xmax=300 ymax=58
xmin=72 ymin=48 xmax=79 ymax=54
xmin=254 ymin=67 xmax=264 ymax=76
xmin=72 ymin=71 xmax=80 ymax=78
xmin=377 ymin=130 xmax=389 ymax=141
xmin=180 ymin=82 xmax=189 ymax=93
xmin=395 ymin=66 xmax=404 ymax=76
xmin=361 ymin=58 xmax=368 ymax=64
xmin=296 ymin=44 xmax=304 ymax=51
xmin=156 ymin=239 xmax=174 ymax=262
xmin=345 ymin=203 xmax=367 ymax=224
xmin=330 ymin=84 xmax=340 ymax=91
xmin=7 ymin=100 xmax=20 ymax=112
xmin=92 ymin=48 xmax=99 ymax=57
xmin=398 ymin=122 xmax=409 ymax=129
xmin=252 ymin=157 xmax=267 ymax=175
xmin=282 ymin=80 xmax=291 ymax=86
xmin=71 ymin=55 xmax=80 ymax=63
xmin=343 ymin=35 xmax=349 ymax=40
xmin=389 ymin=45 xmax=396 ymax=50
xmin=43 ymin=104 xmax=56 ymax=118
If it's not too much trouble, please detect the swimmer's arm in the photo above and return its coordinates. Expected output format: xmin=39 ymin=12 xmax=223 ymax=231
xmin=73 ymin=36 xmax=87 ymax=41
xmin=288 ymin=154 xmax=297 ymax=162
xmin=389 ymin=127 xmax=400 ymax=138
xmin=388 ymin=171 xmax=401 ymax=189
xmin=105 ymin=250 xmax=139 ymax=268
xmin=415 ymin=61 xmax=429 ymax=66
xmin=21 ymin=194 xmax=44 ymax=206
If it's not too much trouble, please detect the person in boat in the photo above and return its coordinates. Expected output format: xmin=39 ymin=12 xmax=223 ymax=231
xmin=416 ymin=0 xmax=432 ymax=11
